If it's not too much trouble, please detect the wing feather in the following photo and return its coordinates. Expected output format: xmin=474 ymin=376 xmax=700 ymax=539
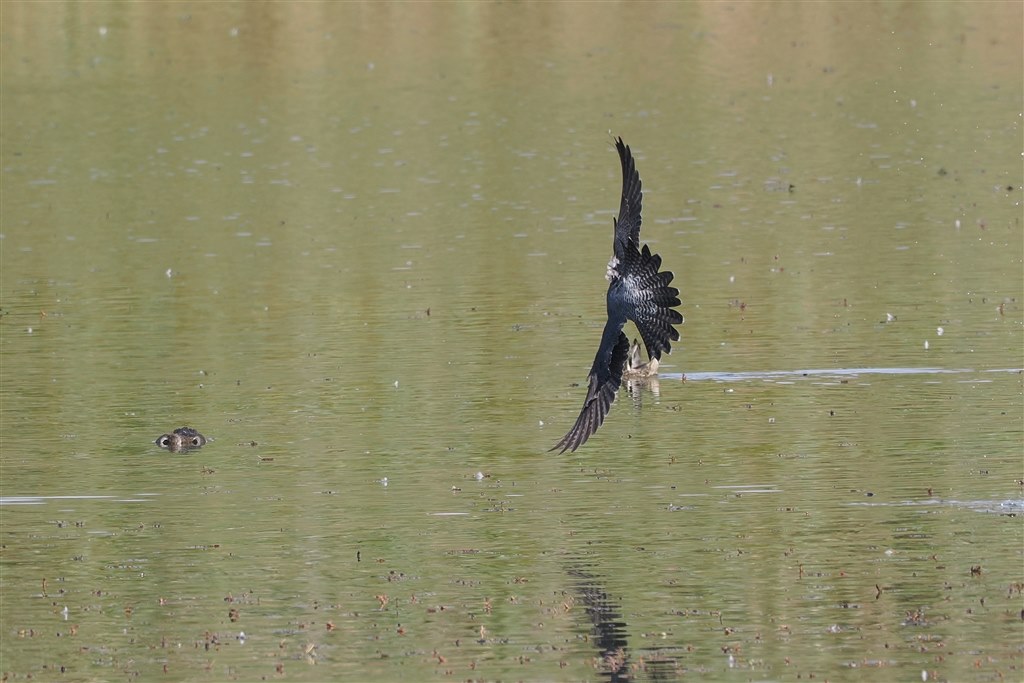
xmin=551 ymin=330 xmax=630 ymax=454
xmin=617 ymin=241 xmax=684 ymax=361
xmin=613 ymin=137 xmax=642 ymax=259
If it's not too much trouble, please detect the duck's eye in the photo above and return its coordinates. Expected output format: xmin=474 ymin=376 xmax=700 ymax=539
xmin=190 ymin=437 xmax=202 ymax=446
xmin=158 ymin=436 xmax=171 ymax=447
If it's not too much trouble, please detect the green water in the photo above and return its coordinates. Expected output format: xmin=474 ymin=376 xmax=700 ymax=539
xmin=2 ymin=2 xmax=1021 ymax=681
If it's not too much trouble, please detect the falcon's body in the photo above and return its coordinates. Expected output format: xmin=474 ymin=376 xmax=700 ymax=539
xmin=551 ymin=138 xmax=683 ymax=453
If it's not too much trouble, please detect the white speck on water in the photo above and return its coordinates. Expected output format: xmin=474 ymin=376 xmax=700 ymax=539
xmin=924 ymin=340 xmax=930 ymax=350
xmin=886 ymin=312 xmax=896 ymax=322
xmin=475 ymin=472 xmax=485 ymax=481
xmin=165 ymin=268 xmax=173 ymax=278
xmin=538 ymin=420 xmax=544 ymax=426
xmin=955 ymin=219 xmax=961 ymax=229
xmin=393 ymin=380 xmax=399 ymax=388
xmin=378 ymin=478 xmax=388 ymax=487
xmin=237 ymin=632 xmax=246 ymax=642
xmin=229 ymin=27 xmax=239 ymax=37
xmin=936 ymin=326 xmax=944 ymax=336
xmin=26 ymin=327 xmax=33 ymax=334
xmin=62 ymin=606 xmax=69 ymax=620
xmin=729 ymin=275 xmax=735 ymax=283
xmin=98 ymin=26 xmax=108 ymax=37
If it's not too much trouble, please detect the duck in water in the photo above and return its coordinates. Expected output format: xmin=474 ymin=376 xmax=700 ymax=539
xmin=155 ymin=427 xmax=207 ymax=452
xmin=622 ymin=338 xmax=660 ymax=379
xmin=551 ymin=138 xmax=683 ymax=453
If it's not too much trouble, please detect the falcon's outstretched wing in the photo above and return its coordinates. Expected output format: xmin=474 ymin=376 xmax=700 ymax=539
xmin=551 ymin=328 xmax=630 ymax=454
xmin=612 ymin=137 xmax=643 ymax=259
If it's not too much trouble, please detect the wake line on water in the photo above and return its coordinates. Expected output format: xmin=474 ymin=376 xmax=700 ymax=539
xmin=663 ymin=367 xmax=1023 ymax=382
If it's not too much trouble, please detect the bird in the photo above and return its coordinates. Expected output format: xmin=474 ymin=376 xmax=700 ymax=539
xmin=155 ymin=426 xmax=208 ymax=452
xmin=551 ymin=137 xmax=683 ymax=453
xmin=623 ymin=338 xmax=660 ymax=379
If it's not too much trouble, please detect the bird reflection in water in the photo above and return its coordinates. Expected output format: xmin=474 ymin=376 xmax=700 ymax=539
xmin=568 ymin=564 xmax=682 ymax=681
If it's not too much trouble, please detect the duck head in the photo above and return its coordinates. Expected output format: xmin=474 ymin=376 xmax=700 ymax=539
xmin=155 ymin=426 xmax=207 ymax=452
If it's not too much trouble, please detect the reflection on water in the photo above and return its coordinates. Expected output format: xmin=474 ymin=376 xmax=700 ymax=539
xmin=569 ymin=563 xmax=632 ymax=680
xmin=569 ymin=561 xmax=683 ymax=682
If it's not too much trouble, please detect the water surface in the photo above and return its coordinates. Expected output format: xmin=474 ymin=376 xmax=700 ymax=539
xmin=2 ymin=2 xmax=1022 ymax=681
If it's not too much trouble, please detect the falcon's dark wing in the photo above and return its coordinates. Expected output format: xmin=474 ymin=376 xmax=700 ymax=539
xmin=617 ymin=240 xmax=683 ymax=361
xmin=550 ymin=328 xmax=630 ymax=454
xmin=613 ymin=137 xmax=643 ymax=259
